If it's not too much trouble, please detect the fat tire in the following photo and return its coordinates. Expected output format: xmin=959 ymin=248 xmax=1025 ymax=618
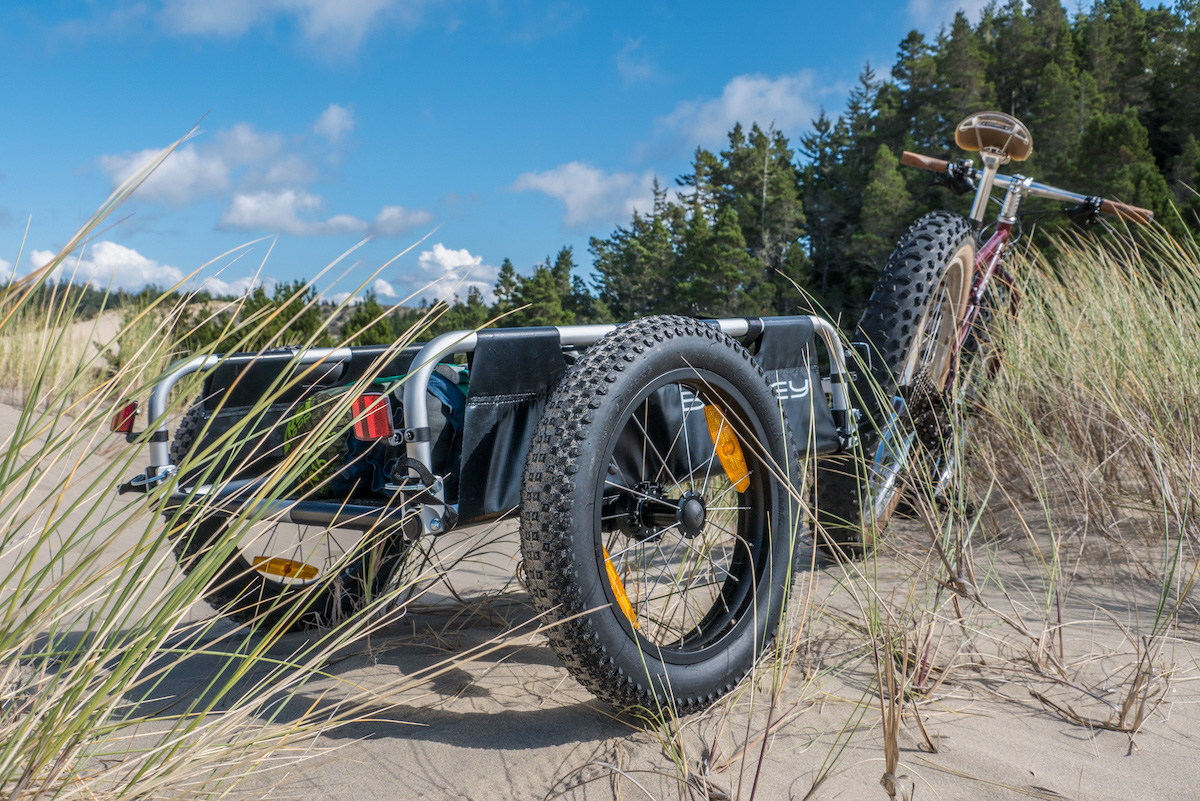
xmin=816 ymin=211 xmax=973 ymax=558
xmin=165 ymin=400 xmax=409 ymax=631
xmin=520 ymin=315 xmax=799 ymax=714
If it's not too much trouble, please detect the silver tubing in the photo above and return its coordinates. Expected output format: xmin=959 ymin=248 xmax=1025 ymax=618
xmin=146 ymin=347 xmax=355 ymax=475
xmin=808 ymin=316 xmax=852 ymax=421
xmin=399 ymin=318 xmax=753 ymax=480
xmin=966 ymin=160 xmax=1093 ymax=223
xmin=401 ymin=330 xmax=480 ymax=471
xmin=969 ymin=152 xmax=1003 ymax=225
xmin=999 ymin=175 xmax=1035 ymax=225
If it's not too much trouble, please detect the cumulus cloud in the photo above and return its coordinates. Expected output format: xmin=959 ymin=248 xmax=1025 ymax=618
xmin=160 ymin=0 xmax=428 ymax=54
xmin=29 ymin=244 xmax=268 ymax=296
xmin=512 ymin=162 xmax=663 ymax=228
xmin=324 ymin=276 xmax=401 ymax=307
xmin=99 ymin=122 xmax=296 ymax=206
xmin=217 ymin=122 xmax=285 ymax=165
xmin=262 ymin=153 xmax=319 ymax=186
xmin=99 ymin=111 xmax=419 ymax=236
xmin=29 ymin=243 xmax=185 ymax=292
xmin=220 ymin=189 xmax=370 ymax=236
xmin=313 ymin=103 xmax=355 ymax=144
xmin=99 ymin=144 xmax=231 ymax=206
xmin=616 ymin=37 xmax=657 ymax=85
xmin=411 ymin=243 xmax=497 ymax=304
xmin=656 ymin=70 xmax=821 ymax=148
xmin=907 ymin=0 xmax=990 ymax=27
xmin=371 ymin=205 xmax=434 ymax=235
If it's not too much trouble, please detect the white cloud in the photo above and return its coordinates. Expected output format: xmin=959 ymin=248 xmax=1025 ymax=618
xmin=1 ymin=258 xmax=13 ymax=279
xmin=99 ymin=144 xmax=231 ymax=206
xmin=30 ymin=242 xmax=185 ymax=292
xmin=313 ymin=103 xmax=355 ymax=144
xmin=200 ymin=274 xmax=267 ymax=297
xmin=99 ymin=117 xmax=418 ymax=238
xmin=98 ymin=123 xmax=301 ymax=206
xmin=160 ymin=0 xmax=260 ymax=35
xmin=261 ymin=153 xmax=319 ymax=186
xmin=512 ymin=162 xmax=662 ymax=227
xmin=616 ymin=37 xmax=657 ymax=85
xmin=28 ymin=244 xmax=268 ymax=296
xmin=160 ymin=0 xmax=428 ymax=54
xmin=412 ymin=243 xmax=497 ymax=304
xmin=907 ymin=0 xmax=990 ymax=28
xmin=217 ymin=122 xmax=284 ymax=165
xmin=656 ymin=70 xmax=821 ymax=148
xmin=324 ymin=276 xmax=398 ymax=306
xmin=219 ymin=189 xmax=370 ymax=236
xmin=371 ymin=205 xmax=434 ymax=235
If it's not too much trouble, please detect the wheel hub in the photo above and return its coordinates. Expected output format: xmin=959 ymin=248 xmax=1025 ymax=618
xmin=606 ymin=482 xmax=709 ymax=541
xmin=677 ymin=490 xmax=707 ymax=539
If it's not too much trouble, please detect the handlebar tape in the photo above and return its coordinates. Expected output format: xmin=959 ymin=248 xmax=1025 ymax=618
xmin=1099 ymin=199 xmax=1154 ymax=224
xmin=900 ymin=151 xmax=948 ymax=173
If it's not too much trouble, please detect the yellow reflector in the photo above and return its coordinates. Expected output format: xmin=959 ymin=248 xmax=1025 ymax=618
xmin=603 ymin=547 xmax=638 ymax=629
xmin=253 ymin=556 xmax=319 ymax=581
xmin=704 ymin=405 xmax=751 ymax=492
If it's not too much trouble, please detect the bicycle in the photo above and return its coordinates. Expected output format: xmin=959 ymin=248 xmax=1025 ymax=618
xmin=815 ymin=110 xmax=1154 ymax=557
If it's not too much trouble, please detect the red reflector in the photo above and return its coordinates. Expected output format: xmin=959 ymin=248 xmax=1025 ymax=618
xmin=111 ymin=401 xmax=138 ymax=434
xmin=351 ymin=393 xmax=393 ymax=440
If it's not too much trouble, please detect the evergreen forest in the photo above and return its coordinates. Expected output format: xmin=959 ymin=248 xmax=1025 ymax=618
xmin=385 ymin=0 xmax=1200 ymax=341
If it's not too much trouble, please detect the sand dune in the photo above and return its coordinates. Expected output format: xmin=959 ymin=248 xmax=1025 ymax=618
xmin=4 ymin=395 xmax=1196 ymax=800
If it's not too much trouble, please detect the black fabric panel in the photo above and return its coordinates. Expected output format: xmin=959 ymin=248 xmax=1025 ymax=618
xmin=465 ymin=327 xmax=568 ymax=396
xmin=181 ymin=402 xmax=296 ymax=485
xmin=191 ymin=344 xmax=423 ymax=485
xmin=458 ymin=328 xmax=567 ymax=522
xmin=610 ymin=385 xmax=715 ymax=486
xmin=753 ymin=316 xmax=841 ymax=455
xmin=202 ymin=344 xmax=420 ymax=411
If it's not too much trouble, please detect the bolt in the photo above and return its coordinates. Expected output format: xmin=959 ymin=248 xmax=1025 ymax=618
xmin=429 ymin=517 xmax=442 ymax=532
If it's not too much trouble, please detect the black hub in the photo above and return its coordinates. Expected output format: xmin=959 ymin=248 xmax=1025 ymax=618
xmin=603 ymin=482 xmax=710 ymax=542
xmin=676 ymin=490 xmax=707 ymax=539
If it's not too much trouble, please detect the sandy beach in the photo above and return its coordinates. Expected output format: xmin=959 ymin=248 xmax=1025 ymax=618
xmin=3 ymin=396 xmax=1196 ymax=800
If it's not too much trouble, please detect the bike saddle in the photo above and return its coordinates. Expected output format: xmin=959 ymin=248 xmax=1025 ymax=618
xmin=954 ymin=111 xmax=1032 ymax=162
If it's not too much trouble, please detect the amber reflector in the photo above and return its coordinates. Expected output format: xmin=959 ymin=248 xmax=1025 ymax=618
xmin=252 ymin=556 xmax=319 ymax=581
xmin=704 ymin=405 xmax=751 ymax=492
xmin=603 ymin=547 xmax=638 ymax=629
xmin=351 ymin=393 xmax=392 ymax=440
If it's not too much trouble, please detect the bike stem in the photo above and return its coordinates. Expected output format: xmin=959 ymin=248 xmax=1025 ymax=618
xmin=968 ymin=151 xmax=1004 ymax=226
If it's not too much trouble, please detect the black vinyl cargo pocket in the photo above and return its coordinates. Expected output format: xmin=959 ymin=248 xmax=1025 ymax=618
xmin=457 ymin=328 xmax=568 ymax=523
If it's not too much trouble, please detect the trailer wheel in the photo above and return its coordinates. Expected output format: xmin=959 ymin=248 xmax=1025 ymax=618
xmin=165 ymin=401 xmax=411 ymax=630
xmin=521 ymin=316 xmax=799 ymax=714
xmin=815 ymin=211 xmax=973 ymax=558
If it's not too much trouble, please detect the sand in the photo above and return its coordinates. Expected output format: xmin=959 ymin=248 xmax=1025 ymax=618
xmin=3 ymin=397 xmax=1197 ymax=800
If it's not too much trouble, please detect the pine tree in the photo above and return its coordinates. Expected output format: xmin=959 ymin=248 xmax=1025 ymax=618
xmin=341 ymin=290 xmax=393 ymax=345
xmin=849 ymin=145 xmax=914 ymax=279
xmin=493 ymin=258 xmax=518 ymax=313
xmin=1078 ymin=107 xmax=1173 ymax=221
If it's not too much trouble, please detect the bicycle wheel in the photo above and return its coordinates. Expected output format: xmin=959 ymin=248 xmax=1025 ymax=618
xmin=166 ymin=401 xmax=411 ymax=630
xmin=521 ymin=316 xmax=798 ymax=714
xmin=816 ymin=211 xmax=973 ymax=558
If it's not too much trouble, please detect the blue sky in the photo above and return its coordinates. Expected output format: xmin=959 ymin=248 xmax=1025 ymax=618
xmin=3 ymin=0 xmax=992 ymax=306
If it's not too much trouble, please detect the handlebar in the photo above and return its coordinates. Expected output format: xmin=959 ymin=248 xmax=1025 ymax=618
xmin=900 ymin=150 xmax=1154 ymax=224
